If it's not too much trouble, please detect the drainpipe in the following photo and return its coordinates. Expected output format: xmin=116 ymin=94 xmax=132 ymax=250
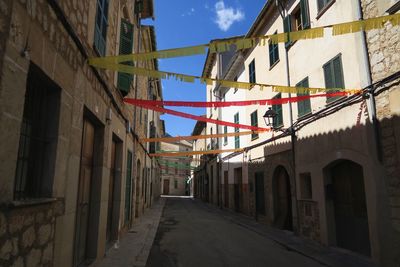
xmin=276 ymin=0 xmax=299 ymax=233
xmin=356 ymin=1 xmax=382 ymax=162
xmin=132 ymin=1 xmax=143 ymax=219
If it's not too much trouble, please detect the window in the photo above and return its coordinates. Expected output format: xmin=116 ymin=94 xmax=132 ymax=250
xmin=94 ymin=0 xmax=109 ymax=56
xmin=272 ymin=94 xmax=283 ymax=128
xmin=296 ymin=77 xmax=312 ymax=117
xmin=234 ymin=76 xmax=238 ymax=94
xmin=174 ymin=180 xmax=178 ymax=189
xmin=117 ymin=19 xmax=134 ymax=96
xmin=269 ymin=32 xmax=280 ymax=67
xmin=300 ymin=173 xmax=312 ymax=199
xmin=14 ymin=64 xmax=61 ymax=200
xmin=323 ymin=54 xmax=345 ymax=103
xmin=250 ymin=111 xmax=259 ymax=140
xmin=293 ymin=0 xmax=310 ymax=31
xmin=248 ymin=60 xmax=256 ymax=84
xmin=223 ymin=126 xmax=228 ymax=145
xmin=234 ymin=113 xmax=240 ymax=149
xmin=317 ymin=0 xmax=334 ymax=13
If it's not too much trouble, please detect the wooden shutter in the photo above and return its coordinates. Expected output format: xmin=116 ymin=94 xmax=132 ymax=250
xmin=272 ymin=94 xmax=283 ymax=127
xmin=251 ymin=111 xmax=258 ymax=139
xmin=284 ymin=15 xmax=292 ymax=48
xmin=297 ymin=78 xmax=311 ymax=117
xmin=300 ymin=0 xmax=310 ymax=29
xmin=117 ymin=19 xmax=134 ymax=96
xmin=333 ymin=56 xmax=345 ymax=88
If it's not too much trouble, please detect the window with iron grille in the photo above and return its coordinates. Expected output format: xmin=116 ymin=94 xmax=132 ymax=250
xmin=234 ymin=113 xmax=240 ymax=149
xmin=296 ymin=77 xmax=312 ymax=117
xmin=248 ymin=59 xmax=256 ymax=84
xmin=94 ymin=0 xmax=109 ymax=56
xmin=323 ymin=54 xmax=345 ymax=103
xmin=250 ymin=111 xmax=258 ymax=140
xmin=14 ymin=64 xmax=61 ymax=200
xmin=272 ymin=94 xmax=283 ymax=128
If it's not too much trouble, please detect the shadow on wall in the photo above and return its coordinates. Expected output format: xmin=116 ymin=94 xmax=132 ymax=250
xmin=195 ymin=114 xmax=400 ymax=264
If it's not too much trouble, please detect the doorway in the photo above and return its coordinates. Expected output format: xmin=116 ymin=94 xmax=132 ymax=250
xmin=255 ymin=172 xmax=266 ymax=216
xmin=327 ymin=160 xmax=371 ymax=256
xmin=224 ymin=171 xmax=229 ymax=208
xmin=234 ymin=167 xmax=242 ymax=212
xmin=74 ymin=119 xmax=95 ymax=266
xmin=163 ymin=179 xmax=170 ymax=195
xmin=272 ymin=166 xmax=293 ymax=231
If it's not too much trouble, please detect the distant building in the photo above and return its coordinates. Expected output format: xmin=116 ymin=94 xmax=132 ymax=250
xmin=160 ymin=138 xmax=192 ymax=196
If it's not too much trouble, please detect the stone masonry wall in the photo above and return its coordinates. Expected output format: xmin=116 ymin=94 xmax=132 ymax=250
xmin=0 ymin=200 xmax=64 ymax=267
xmin=361 ymin=0 xmax=400 ymax=233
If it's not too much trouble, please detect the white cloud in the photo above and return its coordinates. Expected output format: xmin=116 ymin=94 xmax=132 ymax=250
xmin=214 ymin=1 xmax=244 ymax=31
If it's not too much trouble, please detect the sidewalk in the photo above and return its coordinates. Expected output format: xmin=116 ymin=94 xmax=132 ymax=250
xmin=200 ymin=199 xmax=378 ymax=267
xmin=96 ymin=198 xmax=165 ymax=267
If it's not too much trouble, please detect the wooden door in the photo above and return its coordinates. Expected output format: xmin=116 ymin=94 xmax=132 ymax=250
xmin=163 ymin=179 xmax=170 ymax=195
xmin=224 ymin=171 xmax=229 ymax=208
xmin=106 ymin=140 xmax=116 ymax=243
xmin=332 ymin=161 xmax=370 ymax=256
xmin=273 ymin=167 xmax=293 ymax=231
xmin=74 ymin=119 xmax=95 ymax=266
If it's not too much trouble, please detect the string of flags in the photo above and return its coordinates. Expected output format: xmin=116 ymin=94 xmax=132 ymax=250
xmin=88 ymin=14 xmax=400 ymax=63
xmin=149 ymin=148 xmax=244 ymax=157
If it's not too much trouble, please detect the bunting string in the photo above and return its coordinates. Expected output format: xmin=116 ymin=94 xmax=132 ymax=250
xmin=125 ymin=92 xmax=354 ymax=108
xmin=92 ymin=61 xmax=361 ymax=94
xmin=139 ymin=131 xmax=266 ymax=143
xmin=131 ymin=102 xmax=271 ymax=131
xmin=150 ymin=148 xmax=244 ymax=157
xmin=88 ymin=14 xmax=400 ymax=63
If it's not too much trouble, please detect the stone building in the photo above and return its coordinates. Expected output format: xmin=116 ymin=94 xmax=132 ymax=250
xmin=0 ymin=0 xmax=162 ymax=266
xmin=361 ymin=0 xmax=400 ymax=266
xmin=200 ymin=0 xmax=399 ymax=265
xmin=160 ymin=139 xmax=192 ymax=196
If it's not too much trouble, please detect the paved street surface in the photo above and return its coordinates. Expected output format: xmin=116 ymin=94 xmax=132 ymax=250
xmin=146 ymin=197 xmax=376 ymax=267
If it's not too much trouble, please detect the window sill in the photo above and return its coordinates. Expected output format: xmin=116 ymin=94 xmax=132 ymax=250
xmin=269 ymin=59 xmax=280 ymax=71
xmin=326 ymin=95 xmax=347 ymax=105
xmin=5 ymin=198 xmax=58 ymax=209
xmin=298 ymin=111 xmax=312 ymax=119
xmin=316 ymin=0 xmax=336 ymax=20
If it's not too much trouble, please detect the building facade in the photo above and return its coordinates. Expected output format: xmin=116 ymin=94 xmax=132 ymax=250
xmin=160 ymin=139 xmax=192 ymax=196
xmin=200 ymin=0 xmax=399 ymax=265
xmin=0 ymin=0 xmax=162 ymax=266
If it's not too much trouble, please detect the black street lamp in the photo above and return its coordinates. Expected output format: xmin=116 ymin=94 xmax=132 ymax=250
xmin=263 ymin=107 xmax=277 ymax=127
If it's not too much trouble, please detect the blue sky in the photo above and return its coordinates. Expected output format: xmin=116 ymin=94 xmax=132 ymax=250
xmin=143 ymin=0 xmax=266 ymax=137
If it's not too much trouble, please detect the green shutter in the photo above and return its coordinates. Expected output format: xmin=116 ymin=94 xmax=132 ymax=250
xmin=234 ymin=113 xmax=240 ymax=148
xmin=117 ymin=19 xmax=134 ymax=96
xmin=300 ymin=0 xmax=310 ymax=29
xmin=297 ymin=78 xmax=311 ymax=117
xmin=324 ymin=55 xmax=344 ymax=103
xmin=272 ymin=94 xmax=283 ymax=127
xmin=251 ymin=111 xmax=258 ymax=139
xmin=333 ymin=56 xmax=344 ymax=88
xmin=284 ymin=15 xmax=292 ymax=48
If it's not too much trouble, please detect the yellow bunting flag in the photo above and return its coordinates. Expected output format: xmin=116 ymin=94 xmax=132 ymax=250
xmin=89 ymin=45 xmax=208 ymax=65
xmin=289 ymin=27 xmax=325 ymax=41
xmin=150 ymin=148 xmax=244 ymax=157
xmin=332 ymin=13 xmax=400 ymax=35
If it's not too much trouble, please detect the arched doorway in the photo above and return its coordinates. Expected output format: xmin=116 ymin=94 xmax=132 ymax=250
xmin=272 ymin=166 xmax=293 ymax=231
xmin=326 ymin=160 xmax=371 ymax=256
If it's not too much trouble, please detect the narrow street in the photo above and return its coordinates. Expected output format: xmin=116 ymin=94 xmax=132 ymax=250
xmin=145 ymin=198 xmax=356 ymax=267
